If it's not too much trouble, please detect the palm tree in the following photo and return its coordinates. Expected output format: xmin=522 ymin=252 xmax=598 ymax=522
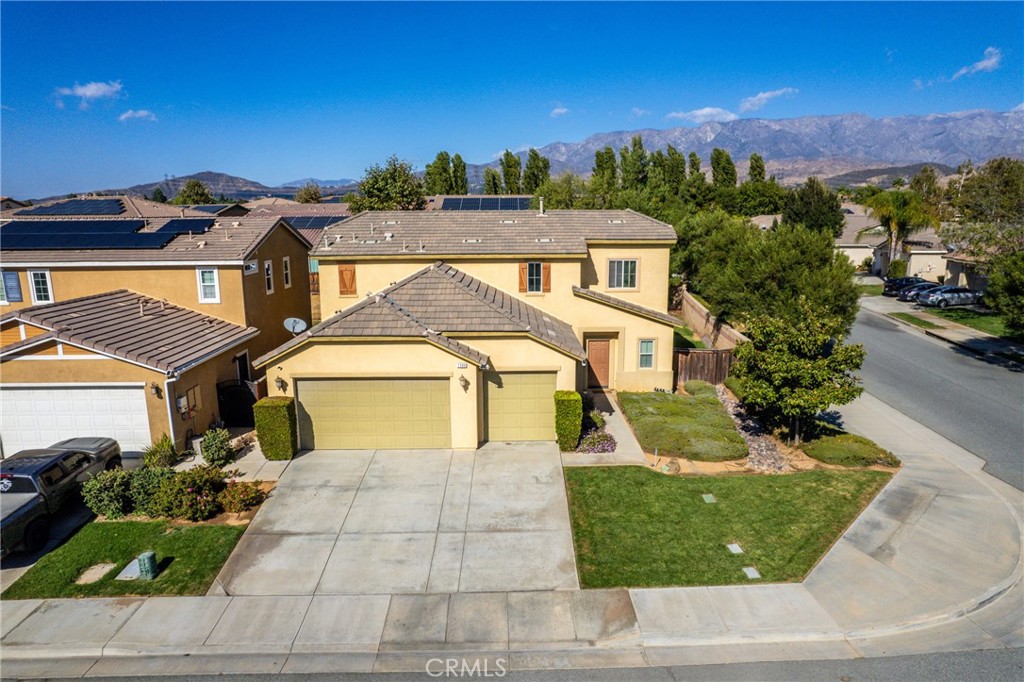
xmin=857 ymin=190 xmax=938 ymax=274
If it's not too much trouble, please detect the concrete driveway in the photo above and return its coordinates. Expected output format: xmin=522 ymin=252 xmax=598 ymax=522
xmin=211 ymin=443 xmax=579 ymax=596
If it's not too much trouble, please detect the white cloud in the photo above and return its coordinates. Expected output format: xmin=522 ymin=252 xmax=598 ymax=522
xmin=1013 ymin=102 xmax=1024 ymax=112
xmin=951 ymin=47 xmax=1002 ymax=80
xmin=0 ymin=104 xmax=13 ymax=111
xmin=54 ymin=80 xmax=123 ymax=109
xmin=550 ymin=106 xmax=569 ymax=118
xmin=630 ymin=107 xmax=650 ymax=119
xmin=666 ymin=107 xmax=738 ymax=124
xmin=118 ymin=109 xmax=157 ymax=123
xmin=739 ymin=87 xmax=798 ymax=112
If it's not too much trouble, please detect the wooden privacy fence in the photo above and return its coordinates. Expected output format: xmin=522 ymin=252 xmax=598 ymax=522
xmin=309 ymin=272 xmax=320 ymax=294
xmin=675 ymin=348 xmax=735 ymax=387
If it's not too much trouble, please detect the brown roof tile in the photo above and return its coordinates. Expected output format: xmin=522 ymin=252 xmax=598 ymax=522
xmin=2 ymin=290 xmax=258 ymax=373
xmin=571 ymin=287 xmax=680 ymax=326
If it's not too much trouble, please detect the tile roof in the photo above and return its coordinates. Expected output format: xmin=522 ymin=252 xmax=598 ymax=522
xmin=836 ymin=214 xmax=886 ymax=247
xmin=311 ymin=209 xmax=676 ymax=258
xmin=571 ymin=287 xmax=680 ymax=326
xmin=255 ymin=261 xmax=586 ymax=367
xmin=246 ymin=203 xmax=351 ymax=217
xmin=0 ymin=217 xmax=310 ymax=264
xmin=1 ymin=195 xmax=211 ymax=220
xmin=903 ymin=229 xmax=946 ymax=251
xmin=1 ymin=290 xmax=259 ymax=373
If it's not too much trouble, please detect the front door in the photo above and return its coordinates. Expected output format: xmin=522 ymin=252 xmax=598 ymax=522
xmin=234 ymin=351 xmax=251 ymax=383
xmin=587 ymin=339 xmax=610 ymax=388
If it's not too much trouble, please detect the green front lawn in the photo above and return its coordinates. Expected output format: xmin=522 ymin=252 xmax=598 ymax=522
xmin=565 ymin=466 xmax=890 ymax=588
xmin=2 ymin=521 xmax=245 ymax=600
xmin=928 ymin=307 xmax=1021 ymax=340
xmin=888 ymin=312 xmax=942 ymax=329
xmin=673 ymin=325 xmax=706 ymax=349
xmin=857 ymin=284 xmax=884 ymax=297
xmin=618 ymin=385 xmax=747 ymax=461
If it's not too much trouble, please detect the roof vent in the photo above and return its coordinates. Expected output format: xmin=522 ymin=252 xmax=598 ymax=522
xmin=608 ymin=219 xmax=625 ymax=224
xmin=499 ymin=219 xmax=517 ymax=224
xmin=463 ymin=238 xmax=483 ymax=244
xmin=536 ymin=238 xmax=554 ymax=243
xmin=417 ymin=241 xmax=425 ymax=253
xmin=384 ymin=232 xmax=394 ymax=241
xmin=362 ymin=239 xmax=377 ymax=244
xmin=383 ymin=220 xmax=400 ymax=225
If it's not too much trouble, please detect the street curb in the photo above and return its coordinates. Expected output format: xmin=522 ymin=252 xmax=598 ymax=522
xmin=879 ymin=308 xmax=1022 ymax=366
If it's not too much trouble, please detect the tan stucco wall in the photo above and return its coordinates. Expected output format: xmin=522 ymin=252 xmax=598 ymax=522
xmin=572 ymin=298 xmax=675 ymax=391
xmin=172 ymin=344 xmax=250 ymax=447
xmin=581 ymin=244 xmax=671 ymax=312
xmin=836 ymin=245 xmax=875 ymax=270
xmin=0 ymin=345 xmax=171 ymax=448
xmin=905 ymin=251 xmax=947 ymax=282
xmin=451 ymin=336 xmax=578 ymax=391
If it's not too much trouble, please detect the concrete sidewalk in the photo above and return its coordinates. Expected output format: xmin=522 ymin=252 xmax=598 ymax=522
xmin=1 ymin=393 xmax=1021 ymax=677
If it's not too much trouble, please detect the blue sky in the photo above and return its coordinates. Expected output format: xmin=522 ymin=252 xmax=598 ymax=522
xmin=2 ymin=1 xmax=1021 ymax=198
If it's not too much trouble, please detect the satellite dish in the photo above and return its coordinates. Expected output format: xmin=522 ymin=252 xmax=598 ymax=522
xmin=284 ymin=317 xmax=308 ymax=335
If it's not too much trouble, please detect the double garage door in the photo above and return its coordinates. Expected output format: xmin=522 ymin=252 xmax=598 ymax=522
xmin=0 ymin=385 xmax=151 ymax=456
xmin=295 ymin=372 xmax=557 ymax=450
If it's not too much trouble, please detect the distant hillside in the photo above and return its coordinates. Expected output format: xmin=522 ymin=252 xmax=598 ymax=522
xmin=281 ymin=177 xmax=359 ymax=188
xmin=824 ymin=163 xmax=958 ymax=188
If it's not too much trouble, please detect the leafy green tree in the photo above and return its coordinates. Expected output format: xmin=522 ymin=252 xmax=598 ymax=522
xmin=891 ymin=177 xmax=906 ymax=189
xmin=860 ymin=190 xmax=937 ymax=267
xmin=619 ymin=135 xmax=649 ymax=191
xmin=737 ymin=178 xmax=787 ymax=216
xmin=590 ymin=146 xmax=619 ymax=207
xmin=782 ymin=177 xmax=845 ymax=238
xmin=672 ymin=209 xmax=751 ymax=284
xmin=349 ymin=155 xmax=426 ymax=212
xmin=423 ymin=151 xmax=454 ymax=195
xmin=852 ymin=185 xmax=883 ymax=204
xmin=748 ymin=153 xmax=766 ymax=184
xmin=522 ymin=149 xmax=551 ymax=194
xmin=732 ymin=299 xmax=865 ymax=444
xmin=985 ymin=252 xmax=1024 ymax=336
xmin=483 ymin=167 xmax=502 ymax=195
xmin=500 ymin=150 xmax=522 ymax=194
xmin=294 ymin=181 xmax=322 ymax=204
xmin=954 ymin=157 xmax=1024 ymax=226
xmin=150 ymin=187 xmax=167 ymax=203
xmin=533 ymin=172 xmax=588 ymax=209
xmin=451 ymin=153 xmax=469 ymax=194
xmin=171 ymin=179 xmax=215 ymax=205
xmin=909 ymin=165 xmax=943 ymax=214
xmin=662 ymin=145 xmax=688 ymax=193
xmin=688 ymin=152 xmax=702 ymax=179
xmin=710 ymin=148 xmax=737 ymax=189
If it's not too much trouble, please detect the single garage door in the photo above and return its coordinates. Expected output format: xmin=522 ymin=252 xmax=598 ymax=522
xmin=485 ymin=371 xmax=556 ymax=442
xmin=0 ymin=385 xmax=151 ymax=456
xmin=296 ymin=378 xmax=451 ymax=450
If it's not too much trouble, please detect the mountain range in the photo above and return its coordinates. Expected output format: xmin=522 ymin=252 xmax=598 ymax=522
xmin=88 ymin=109 xmax=1022 ymax=200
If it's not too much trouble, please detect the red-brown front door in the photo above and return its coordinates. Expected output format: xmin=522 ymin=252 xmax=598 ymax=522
xmin=587 ymin=339 xmax=610 ymax=388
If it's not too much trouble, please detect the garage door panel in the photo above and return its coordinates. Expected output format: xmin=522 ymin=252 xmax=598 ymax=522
xmin=297 ymin=378 xmax=451 ymax=450
xmin=485 ymin=372 xmax=556 ymax=442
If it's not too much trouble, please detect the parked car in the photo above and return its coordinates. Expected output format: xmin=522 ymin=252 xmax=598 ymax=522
xmin=0 ymin=438 xmax=121 ymax=557
xmin=918 ymin=286 xmax=983 ymax=309
xmin=897 ymin=282 xmax=942 ymax=302
xmin=883 ymin=276 xmax=928 ymax=296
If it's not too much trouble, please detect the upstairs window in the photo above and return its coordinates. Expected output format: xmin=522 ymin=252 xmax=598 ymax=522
xmin=282 ymin=257 xmax=292 ymax=289
xmin=519 ymin=262 xmax=551 ymax=293
xmin=197 ymin=268 xmax=220 ymax=303
xmin=264 ymin=260 xmax=274 ymax=294
xmin=608 ymin=259 xmax=637 ymax=289
xmin=28 ymin=270 xmax=53 ymax=304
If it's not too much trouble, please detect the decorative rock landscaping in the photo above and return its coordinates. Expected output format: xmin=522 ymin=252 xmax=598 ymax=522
xmin=714 ymin=385 xmax=790 ymax=473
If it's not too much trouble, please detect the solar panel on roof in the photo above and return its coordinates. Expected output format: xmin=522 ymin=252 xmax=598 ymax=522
xmin=440 ymin=198 xmax=462 ymax=210
xmin=283 ymin=216 xmax=346 ymax=229
xmin=2 ymin=231 xmax=175 ymax=250
xmin=191 ymin=205 xmax=229 ymax=214
xmin=480 ymin=197 xmax=500 ymax=210
xmin=15 ymin=199 xmax=125 ymax=216
xmin=156 ymin=218 xmax=215 ymax=235
xmin=0 ymin=219 xmax=145 ymax=235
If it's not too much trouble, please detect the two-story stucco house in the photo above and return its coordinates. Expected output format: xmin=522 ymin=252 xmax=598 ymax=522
xmin=254 ymin=209 xmax=679 ymax=450
xmin=0 ymin=196 xmax=313 ymax=454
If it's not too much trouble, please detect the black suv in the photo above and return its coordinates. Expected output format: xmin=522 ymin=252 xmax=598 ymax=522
xmin=883 ymin=276 xmax=928 ymax=296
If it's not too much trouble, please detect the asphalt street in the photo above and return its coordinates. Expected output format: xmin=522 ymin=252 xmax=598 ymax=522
xmin=848 ymin=306 xmax=1024 ymax=491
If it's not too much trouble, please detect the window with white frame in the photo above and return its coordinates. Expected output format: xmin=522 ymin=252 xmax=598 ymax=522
xmin=526 ymin=262 xmax=542 ymax=293
xmin=28 ymin=270 xmax=53 ymax=304
xmin=196 ymin=267 xmax=220 ymax=303
xmin=282 ymin=256 xmax=292 ymax=288
xmin=264 ymin=260 xmax=274 ymax=294
xmin=608 ymin=259 xmax=638 ymax=289
xmin=639 ymin=339 xmax=654 ymax=369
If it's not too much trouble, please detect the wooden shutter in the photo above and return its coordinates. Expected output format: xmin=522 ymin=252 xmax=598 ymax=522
xmin=518 ymin=262 xmax=528 ymax=292
xmin=541 ymin=263 xmax=551 ymax=292
xmin=338 ymin=264 xmax=356 ymax=295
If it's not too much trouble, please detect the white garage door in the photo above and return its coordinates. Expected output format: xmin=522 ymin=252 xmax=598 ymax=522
xmin=0 ymin=385 xmax=151 ymax=456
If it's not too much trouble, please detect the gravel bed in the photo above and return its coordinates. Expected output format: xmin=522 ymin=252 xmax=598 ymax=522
xmin=715 ymin=385 xmax=790 ymax=473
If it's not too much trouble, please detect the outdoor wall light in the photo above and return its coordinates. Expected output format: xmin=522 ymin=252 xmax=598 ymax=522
xmin=274 ymin=376 xmax=287 ymax=392
xmin=149 ymin=382 xmax=160 ymax=396
xmin=458 ymin=375 xmax=470 ymax=392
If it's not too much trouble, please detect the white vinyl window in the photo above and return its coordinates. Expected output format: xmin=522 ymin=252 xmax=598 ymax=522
xmin=608 ymin=259 xmax=638 ymax=289
xmin=28 ymin=270 xmax=53 ymax=304
xmin=282 ymin=257 xmax=292 ymax=289
xmin=639 ymin=339 xmax=654 ymax=369
xmin=264 ymin=260 xmax=274 ymax=294
xmin=196 ymin=267 xmax=220 ymax=303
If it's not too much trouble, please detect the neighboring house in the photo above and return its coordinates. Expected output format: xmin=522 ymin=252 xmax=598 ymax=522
xmin=944 ymin=252 xmax=991 ymax=291
xmin=0 ymin=291 xmax=258 ymax=456
xmin=836 ymin=206 xmax=885 ymax=273
xmin=0 ymin=197 xmax=30 ymax=211
xmin=425 ymin=195 xmax=534 ymax=211
xmin=0 ymin=197 xmax=313 ymax=448
xmin=899 ymin=230 xmax=948 ymax=282
xmin=190 ymin=203 xmax=250 ymax=217
xmin=255 ymin=209 xmax=678 ymax=450
xmin=749 ymin=214 xmax=780 ymax=231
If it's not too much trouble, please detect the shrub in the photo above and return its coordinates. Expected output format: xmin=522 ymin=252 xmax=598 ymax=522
xmin=723 ymin=375 xmax=747 ymax=402
xmin=861 ymin=256 xmax=874 ymax=271
xmin=803 ymin=434 xmax=901 ymax=468
xmin=201 ymin=428 xmax=237 ymax=468
xmin=588 ymin=409 xmax=606 ymax=431
xmin=218 ymin=480 xmax=266 ymax=513
xmin=886 ymin=259 xmax=907 ymax=278
xmin=683 ymin=380 xmax=717 ymax=398
xmin=554 ymin=390 xmax=583 ymax=451
xmin=129 ymin=467 xmax=176 ymax=517
xmin=81 ymin=469 xmax=134 ymax=519
xmin=150 ymin=466 xmax=226 ymax=521
xmin=576 ymin=431 xmax=617 ymax=454
xmin=254 ymin=397 xmax=297 ymax=460
xmin=144 ymin=434 xmax=178 ymax=468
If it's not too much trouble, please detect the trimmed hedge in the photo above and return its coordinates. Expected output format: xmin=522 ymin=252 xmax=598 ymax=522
xmin=254 ymin=396 xmax=297 ymax=460
xmin=554 ymin=390 xmax=583 ymax=452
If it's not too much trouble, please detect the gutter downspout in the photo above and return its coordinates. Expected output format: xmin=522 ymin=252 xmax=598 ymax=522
xmin=164 ymin=373 xmax=180 ymax=450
